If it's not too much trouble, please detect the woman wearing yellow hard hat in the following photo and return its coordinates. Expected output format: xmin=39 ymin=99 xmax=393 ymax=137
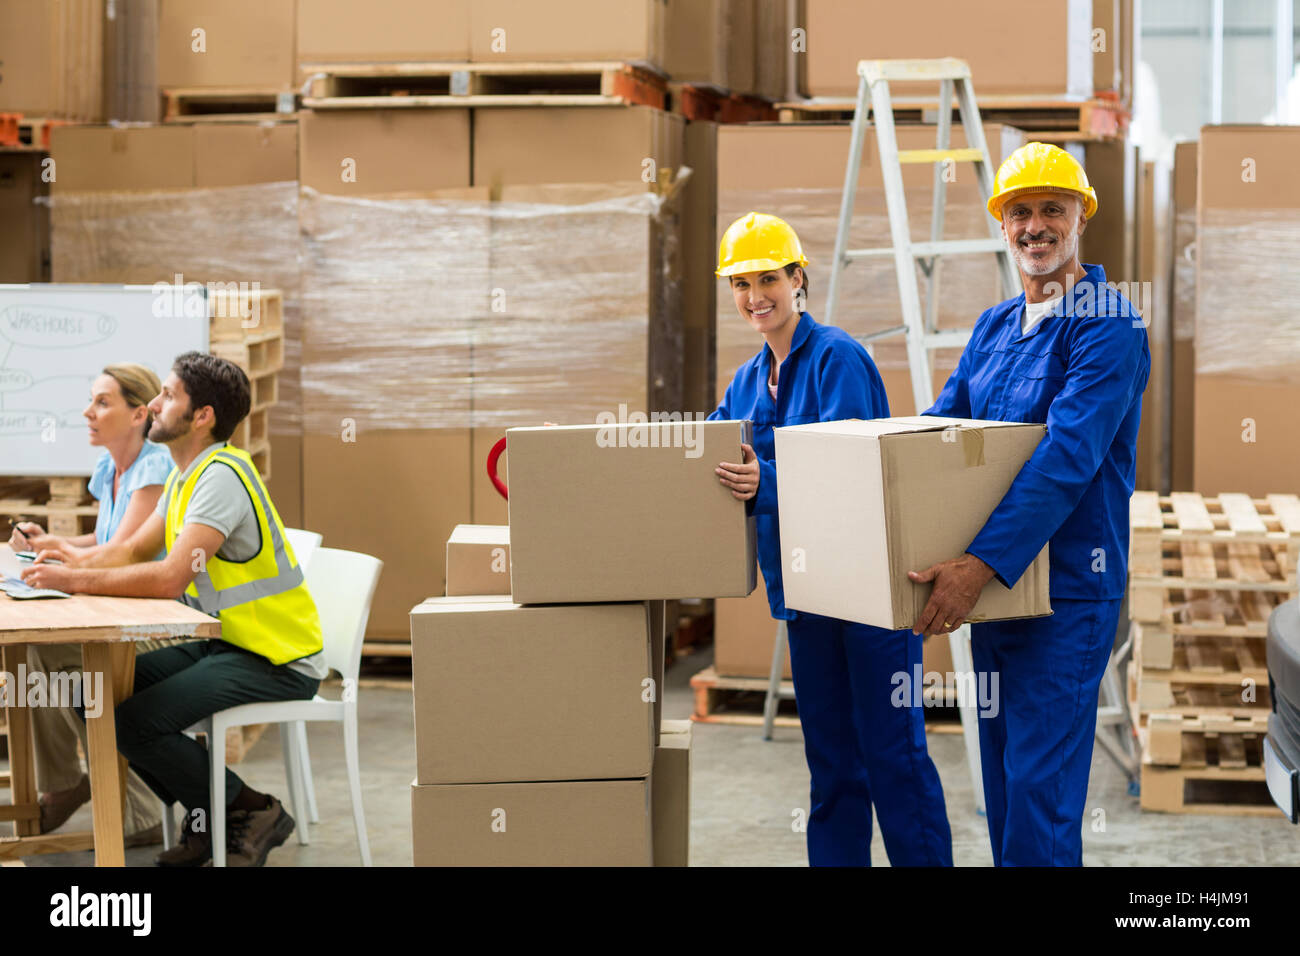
xmin=708 ymin=212 xmax=952 ymax=867
xmin=913 ymin=141 xmax=1149 ymax=866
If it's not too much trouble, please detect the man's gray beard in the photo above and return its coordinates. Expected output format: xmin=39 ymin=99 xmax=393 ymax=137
xmin=1013 ymin=230 xmax=1079 ymax=277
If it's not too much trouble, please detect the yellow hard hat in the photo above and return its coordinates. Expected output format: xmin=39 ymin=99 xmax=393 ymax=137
xmin=716 ymin=212 xmax=809 ymax=277
xmin=987 ymin=142 xmax=1098 ymax=221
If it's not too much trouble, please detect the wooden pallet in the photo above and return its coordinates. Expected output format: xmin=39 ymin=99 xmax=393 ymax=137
xmin=775 ymin=92 xmax=1128 ymax=138
xmin=668 ymin=83 xmax=778 ymax=123
xmin=162 ymin=87 xmax=295 ymax=121
xmin=687 ymin=665 xmax=963 ymax=733
xmin=0 ymin=476 xmax=97 ymax=537
xmin=209 ymin=287 xmax=284 ymax=342
xmin=1142 ymin=711 xmax=1269 ymax=766
xmin=224 ymin=723 xmax=268 ymax=764
xmin=301 ymin=60 xmax=667 ymax=110
xmin=0 ymin=114 xmax=66 ymax=150
xmin=1129 ymin=492 xmax=1300 ymax=622
xmin=1139 ymin=749 xmax=1276 ymax=816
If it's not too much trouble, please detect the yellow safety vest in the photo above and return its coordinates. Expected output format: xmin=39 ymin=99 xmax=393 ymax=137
xmin=162 ymin=444 xmax=323 ymax=666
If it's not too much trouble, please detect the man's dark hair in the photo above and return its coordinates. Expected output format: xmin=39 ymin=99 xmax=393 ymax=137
xmin=172 ymin=351 xmax=250 ymax=443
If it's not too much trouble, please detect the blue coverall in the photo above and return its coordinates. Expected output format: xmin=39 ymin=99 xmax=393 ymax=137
xmin=711 ymin=311 xmax=953 ymax=867
xmin=925 ymin=263 xmax=1150 ymax=866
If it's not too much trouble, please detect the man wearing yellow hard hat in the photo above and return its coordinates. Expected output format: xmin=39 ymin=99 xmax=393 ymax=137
xmin=709 ymin=212 xmax=952 ymax=867
xmin=911 ymin=142 xmax=1150 ymax=865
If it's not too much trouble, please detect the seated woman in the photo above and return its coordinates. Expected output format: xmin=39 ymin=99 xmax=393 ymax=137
xmin=8 ymin=364 xmax=173 ymax=844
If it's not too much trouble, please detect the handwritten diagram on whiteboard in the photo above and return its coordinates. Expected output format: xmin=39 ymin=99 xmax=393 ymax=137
xmin=0 ymin=284 xmax=208 ymax=477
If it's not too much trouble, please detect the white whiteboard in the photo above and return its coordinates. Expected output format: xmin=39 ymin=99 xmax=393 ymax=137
xmin=0 ymin=284 xmax=209 ymax=477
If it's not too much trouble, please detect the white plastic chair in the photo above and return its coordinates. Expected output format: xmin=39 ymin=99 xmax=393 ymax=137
xmin=162 ymin=546 xmax=382 ymax=866
xmin=278 ymin=527 xmax=323 ymax=823
xmin=283 ymin=528 xmax=322 ymax=572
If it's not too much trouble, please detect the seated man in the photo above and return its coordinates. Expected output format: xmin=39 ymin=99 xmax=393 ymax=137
xmin=22 ymin=352 xmax=327 ymax=867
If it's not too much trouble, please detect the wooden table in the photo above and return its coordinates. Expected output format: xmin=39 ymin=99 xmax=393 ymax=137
xmin=0 ymin=546 xmax=220 ymax=865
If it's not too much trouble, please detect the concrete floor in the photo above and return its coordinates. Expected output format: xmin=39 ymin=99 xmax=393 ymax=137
xmin=11 ymin=642 xmax=1300 ymax=866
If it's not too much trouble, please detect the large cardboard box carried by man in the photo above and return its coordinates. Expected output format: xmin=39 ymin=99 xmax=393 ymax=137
xmin=774 ymin=417 xmax=1052 ymax=630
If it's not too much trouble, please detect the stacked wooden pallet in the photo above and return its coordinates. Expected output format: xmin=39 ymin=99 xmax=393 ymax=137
xmin=1128 ymin=491 xmax=1300 ymax=815
xmin=0 ymin=476 xmax=97 ymax=539
xmin=207 ymin=287 xmax=284 ymax=482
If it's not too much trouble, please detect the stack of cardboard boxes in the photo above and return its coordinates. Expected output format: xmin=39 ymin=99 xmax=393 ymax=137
xmin=410 ymin=420 xmax=756 ymax=865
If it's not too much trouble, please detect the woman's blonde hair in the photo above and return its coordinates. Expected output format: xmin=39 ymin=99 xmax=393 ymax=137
xmin=102 ymin=363 xmax=162 ymax=437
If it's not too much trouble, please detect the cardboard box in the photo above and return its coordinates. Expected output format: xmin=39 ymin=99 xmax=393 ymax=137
xmin=1170 ymin=140 xmax=1197 ymax=491
xmin=0 ymin=0 xmax=103 ymax=120
xmin=445 ymin=524 xmax=511 ymax=596
xmin=157 ymin=0 xmax=296 ymax=90
xmin=297 ymin=0 xmax=470 ymax=68
xmin=305 ymin=432 xmax=471 ymax=639
xmin=0 ymin=150 xmax=51 ymax=283
xmin=469 ymin=0 xmax=664 ymax=66
xmin=682 ymin=119 xmax=718 ymax=415
xmin=715 ymin=576 xmax=955 ymax=679
xmin=505 ymin=422 xmax=757 ymax=604
xmin=412 ymin=778 xmax=652 ymax=866
xmin=802 ymin=0 xmax=1092 ymax=98
xmin=472 ymin=105 xmax=683 ymax=190
xmin=299 ymin=108 xmax=472 ymax=195
xmin=653 ymin=720 xmax=691 ymax=867
xmin=1079 ymin=137 xmax=1138 ymax=285
xmin=410 ymin=599 xmax=655 ymax=783
xmin=714 ymin=575 xmax=786 ymax=679
xmin=774 ymin=417 xmax=1051 ymax=629
xmin=1194 ymin=126 xmax=1300 ymax=497
xmin=1134 ymin=158 xmax=1172 ymax=493
xmin=1091 ymin=0 xmax=1134 ymax=100
xmin=715 ymin=122 xmax=1022 ymax=400
xmin=471 ymin=107 xmax=686 ymax=431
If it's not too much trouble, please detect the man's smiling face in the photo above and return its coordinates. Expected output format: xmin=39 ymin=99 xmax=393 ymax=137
xmin=1001 ymin=191 xmax=1086 ymax=278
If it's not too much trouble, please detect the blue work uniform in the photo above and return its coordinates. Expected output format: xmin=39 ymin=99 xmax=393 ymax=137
xmin=711 ymin=311 xmax=953 ymax=867
xmin=925 ymin=263 xmax=1150 ymax=866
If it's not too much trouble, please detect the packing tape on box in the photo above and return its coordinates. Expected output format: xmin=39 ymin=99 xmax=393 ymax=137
xmin=50 ymin=182 xmax=304 ymax=434
xmin=1196 ymin=209 xmax=1300 ymax=380
xmin=961 ymin=427 xmax=985 ymax=467
xmin=298 ymin=185 xmax=679 ymax=432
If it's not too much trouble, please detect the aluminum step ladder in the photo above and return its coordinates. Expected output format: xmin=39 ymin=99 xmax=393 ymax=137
xmin=762 ymin=59 xmax=1021 ymax=817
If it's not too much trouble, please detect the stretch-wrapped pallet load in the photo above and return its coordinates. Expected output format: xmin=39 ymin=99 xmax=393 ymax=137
xmin=296 ymin=105 xmax=687 ymax=636
xmin=1194 ymin=126 xmax=1300 ymax=497
xmin=47 ymin=121 xmax=303 ymax=516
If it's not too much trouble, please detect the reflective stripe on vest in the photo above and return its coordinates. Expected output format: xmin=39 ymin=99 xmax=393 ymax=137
xmin=183 ymin=450 xmax=303 ymax=615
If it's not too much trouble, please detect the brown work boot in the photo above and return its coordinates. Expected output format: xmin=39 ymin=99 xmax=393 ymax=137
xmin=39 ymin=774 xmax=91 ymax=833
xmin=155 ymin=811 xmax=212 ymax=867
xmin=226 ymin=796 xmax=295 ymax=867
